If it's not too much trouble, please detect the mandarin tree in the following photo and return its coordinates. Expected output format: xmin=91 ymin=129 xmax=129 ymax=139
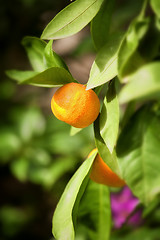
xmin=6 ymin=0 xmax=160 ymax=239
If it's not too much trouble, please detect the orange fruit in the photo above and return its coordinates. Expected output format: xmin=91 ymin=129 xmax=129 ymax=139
xmin=88 ymin=149 xmax=126 ymax=187
xmin=51 ymin=83 xmax=100 ymax=128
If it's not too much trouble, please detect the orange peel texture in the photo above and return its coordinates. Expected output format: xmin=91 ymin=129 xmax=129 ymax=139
xmin=51 ymin=83 xmax=100 ymax=128
xmin=88 ymin=149 xmax=126 ymax=188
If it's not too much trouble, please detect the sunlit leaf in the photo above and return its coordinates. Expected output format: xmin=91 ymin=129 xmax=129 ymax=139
xmin=94 ymin=115 xmax=121 ymax=177
xmin=100 ymin=80 xmax=119 ymax=153
xmin=7 ymin=67 xmax=75 ymax=87
xmin=52 ymin=150 xmax=97 ymax=240
xmin=118 ymin=17 xmax=150 ymax=81
xmin=119 ymin=62 xmax=160 ymax=104
xmin=70 ymin=126 xmax=83 ymax=136
xmin=22 ymin=36 xmax=46 ymax=71
xmin=41 ymin=0 xmax=104 ymax=40
xmin=117 ymin=105 xmax=160 ymax=205
xmin=43 ymin=40 xmax=69 ymax=70
xmin=6 ymin=70 xmax=38 ymax=82
xmin=87 ymin=33 xmax=123 ymax=90
xmin=78 ymin=181 xmax=111 ymax=240
xmin=151 ymin=0 xmax=160 ymax=18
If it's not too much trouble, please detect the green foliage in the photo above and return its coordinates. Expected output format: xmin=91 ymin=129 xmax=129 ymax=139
xmin=22 ymin=37 xmax=47 ymax=71
xmin=119 ymin=62 xmax=160 ymax=103
xmin=94 ymin=114 xmax=121 ymax=177
xmin=78 ymin=181 xmax=111 ymax=240
xmin=6 ymin=67 xmax=74 ymax=87
xmin=52 ymin=150 xmax=97 ymax=240
xmin=100 ymin=80 xmax=119 ymax=154
xmin=5 ymin=0 xmax=160 ymax=239
xmin=87 ymin=33 xmax=123 ymax=89
xmin=118 ymin=17 xmax=150 ymax=81
xmin=0 ymin=106 xmax=94 ymax=189
xmin=151 ymin=0 xmax=160 ymax=18
xmin=117 ymin=105 xmax=160 ymax=205
xmin=91 ymin=0 xmax=115 ymax=50
xmin=111 ymin=227 xmax=160 ymax=240
xmin=6 ymin=36 xmax=75 ymax=87
xmin=41 ymin=0 xmax=105 ymax=40
xmin=19 ymin=67 xmax=75 ymax=87
xmin=44 ymin=40 xmax=69 ymax=70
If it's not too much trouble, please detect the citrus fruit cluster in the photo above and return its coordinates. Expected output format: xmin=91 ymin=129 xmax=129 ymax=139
xmin=51 ymin=83 xmax=125 ymax=187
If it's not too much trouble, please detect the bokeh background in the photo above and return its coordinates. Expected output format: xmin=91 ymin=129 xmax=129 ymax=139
xmin=0 ymin=0 xmax=147 ymax=240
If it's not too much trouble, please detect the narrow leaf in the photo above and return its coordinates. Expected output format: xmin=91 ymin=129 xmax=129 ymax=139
xmin=43 ymin=40 xmax=69 ymax=70
xmin=52 ymin=150 xmax=97 ymax=240
xmin=91 ymin=0 xmax=115 ymax=50
xmin=41 ymin=0 xmax=104 ymax=40
xmin=94 ymin=115 xmax=121 ymax=177
xmin=151 ymin=0 xmax=160 ymax=18
xmin=100 ymin=80 xmax=119 ymax=153
xmin=86 ymin=33 xmax=123 ymax=90
xmin=119 ymin=62 xmax=160 ymax=104
xmin=118 ymin=17 xmax=150 ymax=81
xmin=6 ymin=70 xmax=38 ymax=82
xmin=117 ymin=105 xmax=160 ymax=205
xmin=18 ymin=67 xmax=75 ymax=87
xmin=22 ymin=37 xmax=46 ymax=71
xmin=78 ymin=181 xmax=111 ymax=240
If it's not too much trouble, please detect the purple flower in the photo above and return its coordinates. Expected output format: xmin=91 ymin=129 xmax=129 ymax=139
xmin=111 ymin=186 xmax=143 ymax=228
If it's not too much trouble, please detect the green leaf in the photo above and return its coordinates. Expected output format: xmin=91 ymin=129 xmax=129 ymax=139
xmin=142 ymin=197 xmax=159 ymax=218
xmin=78 ymin=181 xmax=111 ymax=240
xmin=52 ymin=150 xmax=97 ymax=240
xmin=138 ymin=19 xmax=160 ymax=61
xmin=0 ymin=131 xmax=21 ymax=163
xmin=7 ymin=67 xmax=75 ymax=87
xmin=43 ymin=40 xmax=69 ymax=70
xmin=118 ymin=17 xmax=150 ymax=81
xmin=22 ymin=36 xmax=46 ymax=71
xmin=111 ymin=227 xmax=160 ymax=240
xmin=28 ymin=156 xmax=76 ymax=189
xmin=94 ymin=115 xmax=121 ymax=177
xmin=119 ymin=62 xmax=160 ymax=104
xmin=10 ymin=157 xmax=29 ymax=182
xmin=70 ymin=126 xmax=83 ymax=136
xmin=117 ymin=105 xmax=160 ymax=205
xmin=86 ymin=33 xmax=123 ymax=90
xmin=100 ymin=80 xmax=119 ymax=154
xmin=17 ymin=108 xmax=46 ymax=142
xmin=151 ymin=0 xmax=160 ymax=18
xmin=41 ymin=0 xmax=104 ymax=40
xmin=6 ymin=70 xmax=39 ymax=82
xmin=91 ymin=0 xmax=115 ymax=50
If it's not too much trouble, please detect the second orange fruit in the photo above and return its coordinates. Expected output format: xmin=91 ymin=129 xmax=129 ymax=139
xmin=51 ymin=82 xmax=100 ymax=128
xmin=88 ymin=149 xmax=126 ymax=188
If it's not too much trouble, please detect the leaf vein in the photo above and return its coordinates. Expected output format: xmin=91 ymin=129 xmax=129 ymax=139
xmin=47 ymin=0 xmax=99 ymax=38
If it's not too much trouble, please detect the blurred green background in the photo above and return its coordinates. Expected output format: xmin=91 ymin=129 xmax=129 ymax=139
xmin=0 ymin=0 xmax=145 ymax=239
xmin=0 ymin=1 xmax=96 ymax=239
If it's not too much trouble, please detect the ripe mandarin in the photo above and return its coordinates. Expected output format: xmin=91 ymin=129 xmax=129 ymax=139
xmin=51 ymin=83 xmax=100 ymax=128
xmin=88 ymin=149 xmax=126 ymax=187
